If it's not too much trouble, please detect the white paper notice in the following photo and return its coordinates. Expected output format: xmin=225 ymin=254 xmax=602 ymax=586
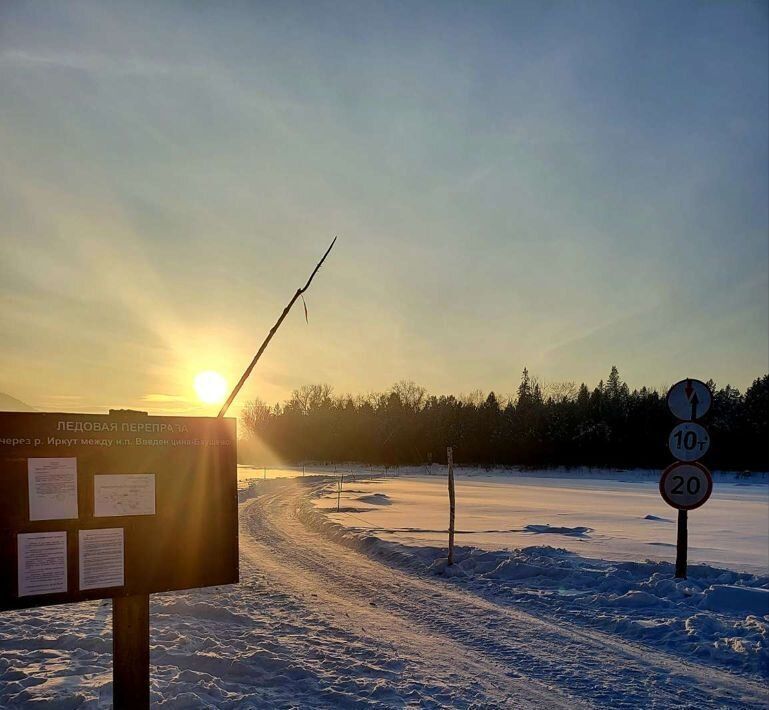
xmin=28 ymin=458 xmax=78 ymax=521
xmin=79 ymin=528 xmax=124 ymax=590
xmin=94 ymin=474 xmax=156 ymax=517
xmin=18 ymin=531 xmax=68 ymax=597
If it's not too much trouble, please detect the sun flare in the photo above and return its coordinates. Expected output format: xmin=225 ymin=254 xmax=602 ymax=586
xmin=194 ymin=371 xmax=228 ymax=405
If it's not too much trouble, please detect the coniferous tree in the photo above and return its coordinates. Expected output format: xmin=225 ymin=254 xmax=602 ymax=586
xmin=238 ymin=371 xmax=768 ymax=470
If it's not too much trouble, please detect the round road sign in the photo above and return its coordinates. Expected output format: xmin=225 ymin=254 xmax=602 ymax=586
xmin=668 ymin=422 xmax=710 ymax=462
xmin=667 ymin=378 xmax=712 ymax=421
xmin=659 ymin=462 xmax=713 ymax=510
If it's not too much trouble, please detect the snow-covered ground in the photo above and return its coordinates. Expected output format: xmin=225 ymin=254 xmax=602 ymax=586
xmin=313 ymin=467 xmax=769 ymax=573
xmin=236 ymin=463 xmax=394 ymax=485
xmin=310 ymin=468 xmax=769 ymax=680
xmin=1 ymin=468 xmax=767 ymax=708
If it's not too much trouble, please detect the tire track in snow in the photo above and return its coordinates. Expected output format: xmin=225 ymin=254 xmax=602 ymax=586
xmin=241 ymin=479 xmax=767 ymax=709
xmin=240 ymin=490 xmax=570 ymax=708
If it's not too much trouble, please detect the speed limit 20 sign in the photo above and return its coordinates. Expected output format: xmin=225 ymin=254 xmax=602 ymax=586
xmin=659 ymin=462 xmax=713 ymax=510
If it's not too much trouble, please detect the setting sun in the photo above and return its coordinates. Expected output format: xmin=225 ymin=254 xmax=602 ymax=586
xmin=193 ymin=371 xmax=228 ymax=405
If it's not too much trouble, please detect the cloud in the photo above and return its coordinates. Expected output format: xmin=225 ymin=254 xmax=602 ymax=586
xmin=142 ymin=393 xmax=188 ymax=403
xmin=0 ymin=49 xmax=188 ymax=78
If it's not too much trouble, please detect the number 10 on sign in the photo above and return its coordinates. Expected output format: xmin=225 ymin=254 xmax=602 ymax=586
xmin=668 ymin=422 xmax=710 ymax=462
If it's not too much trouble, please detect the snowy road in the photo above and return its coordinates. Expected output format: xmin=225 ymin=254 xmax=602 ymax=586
xmin=235 ymin=479 xmax=766 ymax=708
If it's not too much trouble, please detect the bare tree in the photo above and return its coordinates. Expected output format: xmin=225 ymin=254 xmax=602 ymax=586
xmin=241 ymin=398 xmax=272 ymax=438
xmin=288 ymin=384 xmax=334 ymax=415
xmin=391 ymin=380 xmax=427 ymax=411
xmin=459 ymin=389 xmax=486 ymax=407
xmin=544 ymin=381 xmax=578 ymax=403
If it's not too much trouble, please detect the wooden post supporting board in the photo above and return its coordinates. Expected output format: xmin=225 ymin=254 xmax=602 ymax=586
xmin=675 ymin=510 xmax=688 ymax=579
xmin=447 ymin=447 xmax=455 ymax=566
xmin=113 ymin=594 xmax=150 ymax=710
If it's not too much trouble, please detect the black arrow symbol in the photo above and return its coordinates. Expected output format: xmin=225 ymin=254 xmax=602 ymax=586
xmin=690 ymin=392 xmax=699 ymax=420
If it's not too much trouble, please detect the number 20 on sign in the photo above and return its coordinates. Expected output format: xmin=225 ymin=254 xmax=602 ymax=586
xmin=659 ymin=461 xmax=713 ymax=511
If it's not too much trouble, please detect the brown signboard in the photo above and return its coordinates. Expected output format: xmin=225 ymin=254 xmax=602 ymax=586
xmin=0 ymin=412 xmax=238 ymax=611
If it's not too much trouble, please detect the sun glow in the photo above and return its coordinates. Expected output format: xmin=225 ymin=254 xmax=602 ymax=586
xmin=194 ymin=371 xmax=228 ymax=405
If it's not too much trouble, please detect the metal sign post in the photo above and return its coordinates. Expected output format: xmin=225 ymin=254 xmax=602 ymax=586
xmin=662 ymin=379 xmax=713 ymax=579
xmin=659 ymin=461 xmax=713 ymax=578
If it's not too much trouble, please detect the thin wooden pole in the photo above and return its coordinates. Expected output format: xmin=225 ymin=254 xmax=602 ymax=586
xmin=113 ymin=594 xmax=150 ymax=710
xmin=447 ymin=447 xmax=456 ymax=566
xmin=218 ymin=237 xmax=337 ymax=418
xmin=675 ymin=509 xmax=688 ymax=579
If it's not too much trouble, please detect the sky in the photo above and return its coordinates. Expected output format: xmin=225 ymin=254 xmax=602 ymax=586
xmin=1 ymin=0 xmax=767 ymax=416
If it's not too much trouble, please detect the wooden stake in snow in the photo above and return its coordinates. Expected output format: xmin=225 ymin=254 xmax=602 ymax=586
xmin=217 ymin=237 xmax=337 ymax=418
xmin=447 ymin=446 xmax=456 ymax=566
xmin=337 ymin=475 xmax=343 ymax=512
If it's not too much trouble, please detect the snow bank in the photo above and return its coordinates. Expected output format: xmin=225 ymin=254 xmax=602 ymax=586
xmin=524 ymin=524 xmax=591 ymax=536
xmin=306 ymin=480 xmax=769 ymax=678
xmin=703 ymin=585 xmax=769 ymax=616
xmin=355 ymin=493 xmax=391 ymax=506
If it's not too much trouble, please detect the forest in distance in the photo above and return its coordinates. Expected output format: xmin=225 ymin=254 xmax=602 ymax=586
xmin=239 ymin=368 xmax=769 ymax=471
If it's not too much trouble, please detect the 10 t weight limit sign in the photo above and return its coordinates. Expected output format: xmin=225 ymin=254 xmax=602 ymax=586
xmin=668 ymin=422 xmax=710 ymax=462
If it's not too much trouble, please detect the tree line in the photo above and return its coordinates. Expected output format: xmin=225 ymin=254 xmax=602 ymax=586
xmin=239 ymin=368 xmax=768 ymax=471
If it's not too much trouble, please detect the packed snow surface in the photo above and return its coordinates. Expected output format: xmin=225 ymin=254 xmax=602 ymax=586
xmin=0 ymin=467 xmax=766 ymax=708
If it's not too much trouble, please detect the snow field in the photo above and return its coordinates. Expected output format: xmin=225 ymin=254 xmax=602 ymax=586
xmin=309 ymin=469 xmax=769 ymax=679
xmin=312 ymin=468 xmax=769 ymax=573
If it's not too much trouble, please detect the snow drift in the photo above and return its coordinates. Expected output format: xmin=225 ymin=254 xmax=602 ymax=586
xmin=305 ymin=479 xmax=769 ymax=678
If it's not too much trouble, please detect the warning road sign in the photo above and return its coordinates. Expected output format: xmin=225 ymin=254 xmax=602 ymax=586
xmin=667 ymin=378 xmax=711 ymax=421
xmin=659 ymin=462 xmax=713 ymax=511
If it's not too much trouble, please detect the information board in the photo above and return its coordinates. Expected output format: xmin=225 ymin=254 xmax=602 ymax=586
xmin=0 ymin=412 xmax=238 ymax=611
